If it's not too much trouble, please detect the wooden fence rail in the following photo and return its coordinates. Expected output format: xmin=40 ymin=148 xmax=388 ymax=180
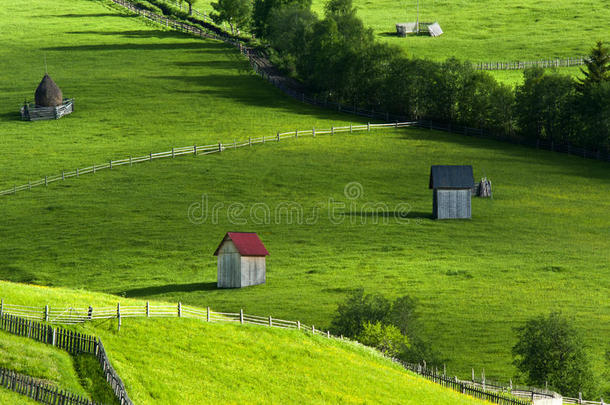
xmin=0 ymin=122 xmax=415 ymax=197
xmin=0 ymin=367 xmax=98 ymax=405
xmin=2 ymin=302 xmax=604 ymax=404
xmin=0 ymin=312 xmax=133 ymax=405
xmin=475 ymin=57 xmax=586 ymax=71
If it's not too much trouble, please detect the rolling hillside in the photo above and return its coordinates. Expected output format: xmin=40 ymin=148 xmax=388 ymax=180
xmin=0 ymin=282 xmax=492 ymax=404
xmin=0 ymin=0 xmax=608 ymax=398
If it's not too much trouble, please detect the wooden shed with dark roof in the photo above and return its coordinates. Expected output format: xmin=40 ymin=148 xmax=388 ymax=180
xmin=213 ymin=232 xmax=269 ymax=288
xmin=429 ymin=165 xmax=474 ymax=219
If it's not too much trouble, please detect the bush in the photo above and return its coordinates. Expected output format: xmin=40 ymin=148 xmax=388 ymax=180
xmin=330 ymin=288 xmax=390 ymax=338
xmin=357 ymin=322 xmax=409 ymax=358
xmin=512 ymin=312 xmax=596 ymax=397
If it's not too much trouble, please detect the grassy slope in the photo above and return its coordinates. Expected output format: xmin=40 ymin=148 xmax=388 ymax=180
xmin=0 ymin=282 xmax=489 ymax=405
xmin=0 ymin=330 xmax=88 ymax=397
xmin=0 ymin=0 xmax=356 ymax=189
xmin=1 ymin=129 xmax=608 ymax=383
xmin=193 ymin=0 xmax=609 ymax=61
xmin=0 ymin=388 xmax=39 ymax=404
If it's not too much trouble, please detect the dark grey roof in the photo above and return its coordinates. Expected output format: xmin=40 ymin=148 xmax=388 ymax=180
xmin=429 ymin=165 xmax=474 ymax=189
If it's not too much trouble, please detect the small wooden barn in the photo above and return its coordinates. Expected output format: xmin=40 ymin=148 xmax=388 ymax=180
xmin=429 ymin=165 xmax=474 ymax=219
xmin=213 ymin=232 xmax=269 ymax=288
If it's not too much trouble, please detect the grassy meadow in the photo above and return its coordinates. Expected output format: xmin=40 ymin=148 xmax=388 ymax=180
xmin=1 ymin=128 xmax=608 ymax=384
xmin=191 ymin=0 xmax=609 ymax=63
xmin=0 ymin=0 xmax=355 ymax=190
xmin=0 ymin=0 xmax=609 ymax=399
xmin=0 ymin=283 xmax=491 ymax=405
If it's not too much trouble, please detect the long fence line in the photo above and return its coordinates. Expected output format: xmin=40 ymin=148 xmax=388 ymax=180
xmin=0 ymin=367 xmax=98 ymax=405
xmin=0 ymin=313 xmax=133 ymax=405
xmin=108 ymin=0 xmax=610 ymax=169
xmin=3 ymin=301 xmax=604 ymax=405
xmin=0 ymin=122 xmax=414 ymax=197
xmin=475 ymin=57 xmax=586 ymax=71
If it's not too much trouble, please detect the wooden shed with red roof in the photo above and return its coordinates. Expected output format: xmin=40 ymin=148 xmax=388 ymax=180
xmin=213 ymin=232 xmax=269 ymax=288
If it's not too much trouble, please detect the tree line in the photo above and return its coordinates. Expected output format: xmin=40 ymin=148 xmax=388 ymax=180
xmin=206 ymin=0 xmax=609 ymax=152
xmin=330 ymin=289 xmax=608 ymax=400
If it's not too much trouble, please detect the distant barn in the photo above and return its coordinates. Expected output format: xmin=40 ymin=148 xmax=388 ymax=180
xmin=429 ymin=165 xmax=474 ymax=219
xmin=213 ymin=232 xmax=269 ymax=288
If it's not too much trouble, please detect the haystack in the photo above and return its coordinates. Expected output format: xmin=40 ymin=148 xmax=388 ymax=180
xmin=35 ymin=74 xmax=63 ymax=107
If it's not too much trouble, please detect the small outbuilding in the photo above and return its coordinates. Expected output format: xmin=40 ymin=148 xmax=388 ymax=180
xmin=429 ymin=165 xmax=474 ymax=219
xmin=213 ymin=232 xmax=269 ymax=288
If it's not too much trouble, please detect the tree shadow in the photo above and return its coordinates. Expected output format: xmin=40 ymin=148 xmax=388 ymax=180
xmin=0 ymin=111 xmax=22 ymax=122
xmin=341 ymin=211 xmax=433 ymax=219
xmin=66 ymin=30 xmax=191 ymax=39
xmin=41 ymin=42 xmax=224 ymax=52
xmin=49 ymin=13 xmax=137 ymax=18
xmin=118 ymin=282 xmax=217 ymax=297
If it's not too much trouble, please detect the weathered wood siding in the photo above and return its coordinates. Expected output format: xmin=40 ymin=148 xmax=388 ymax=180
xmin=433 ymin=189 xmax=471 ymax=219
xmin=217 ymin=241 xmax=242 ymax=288
xmin=240 ymin=256 xmax=266 ymax=287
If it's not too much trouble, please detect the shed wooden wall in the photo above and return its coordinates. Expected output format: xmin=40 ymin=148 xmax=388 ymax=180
xmin=433 ymin=189 xmax=471 ymax=219
xmin=240 ymin=256 xmax=266 ymax=287
xmin=217 ymin=240 xmax=242 ymax=288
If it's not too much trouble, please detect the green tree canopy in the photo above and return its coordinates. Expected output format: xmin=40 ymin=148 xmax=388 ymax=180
xmin=578 ymin=40 xmax=610 ymax=92
xmin=211 ymin=0 xmax=252 ymax=34
xmin=512 ymin=312 xmax=596 ymax=397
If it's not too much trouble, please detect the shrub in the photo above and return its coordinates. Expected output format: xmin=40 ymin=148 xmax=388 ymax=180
xmin=512 ymin=312 xmax=596 ymax=397
xmin=357 ymin=322 xmax=409 ymax=358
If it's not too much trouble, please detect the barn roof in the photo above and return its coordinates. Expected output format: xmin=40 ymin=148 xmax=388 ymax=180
xmin=429 ymin=165 xmax=474 ymax=189
xmin=213 ymin=232 xmax=269 ymax=256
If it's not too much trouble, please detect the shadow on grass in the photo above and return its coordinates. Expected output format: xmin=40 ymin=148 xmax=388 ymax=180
xmin=341 ymin=211 xmax=433 ymax=219
xmin=41 ymin=42 xmax=229 ymax=52
xmin=49 ymin=13 xmax=136 ymax=18
xmin=0 ymin=111 xmax=22 ymax=122
xmin=119 ymin=282 xmax=217 ymax=297
xmin=66 ymin=29 xmax=190 ymax=39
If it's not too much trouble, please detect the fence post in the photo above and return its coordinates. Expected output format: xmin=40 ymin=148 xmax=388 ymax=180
xmin=130 ymin=156 xmax=133 ymax=166
xmin=150 ymin=152 xmax=152 ymax=162
xmin=62 ymin=171 xmax=65 ymax=180
xmin=367 ymin=122 xmax=370 ymax=132
xmin=117 ymin=302 xmax=121 ymax=332
xmin=295 ymin=129 xmax=298 ymax=138
xmin=194 ymin=145 xmax=197 ymax=156
xmin=248 ymin=137 xmax=251 ymax=147
xmin=297 ymin=320 xmax=300 ymax=330
xmin=276 ymin=133 xmax=279 ymax=142
xmin=240 ymin=309 xmax=244 ymax=324
xmin=312 ymin=128 xmax=315 ymax=137
xmin=0 ymin=299 xmax=3 ymax=318
xmin=88 ymin=306 xmax=93 ymax=320
xmin=52 ymin=328 xmax=56 ymax=346
xmin=109 ymin=160 xmax=113 ymax=170
xmin=178 ymin=302 xmax=182 ymax=318
xmin=218 ymin=142 xmax=222 ymax=152
xmin=312 ymin=325 xmax=315 ymax=334
xmin=331 ymin=126 xmax=334 ymax=136
xmin=350 ymin=124 xmax=352 ymax=133
xmin=326 ymin=331 xmax=330 ymax=338
xmin=579 ymin=392 xmax=582 ymax=404
xmin=44 ymin=305 xmax=49 ymax=322
xmin=146 ymin=301 xmax=150 ymax=317
xmin=268 ymin=316 xmax=272 ymax=327
xmin=44 ymin=176 xmax=48 ymax=186
xmin=207 ymin=307 xmax=210 ymax=322
xmin=471 ymin=368 xmax=474 ymax=382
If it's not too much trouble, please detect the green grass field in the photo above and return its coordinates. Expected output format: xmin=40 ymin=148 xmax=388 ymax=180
xmin=192 ymin=0 xmax=609 ymax=62
xmin=0 ymin=0 xmax=609 ymax=400
xmin=0 ymin=282 xmax=491 ymax=405
xmin=1 ymin=128 xmax=608 ymax=384
xmin=0 ymin=330 xmax=88 ymax=397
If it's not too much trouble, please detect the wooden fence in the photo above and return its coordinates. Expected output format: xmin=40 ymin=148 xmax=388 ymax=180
xmin=0 ymin=367 xmax=98 ymax=405
xmin=0 ymin=313 xmax=133 ymax=405
xmin=475 ymin=57 xmax=586 ymax=71
xmin=0 ymin=121 xmax=415 ymax=197
xmin=106 ymin=0 xmax=610 ymax=169
xmin=2 ymin=301 xmax=605 ymax=404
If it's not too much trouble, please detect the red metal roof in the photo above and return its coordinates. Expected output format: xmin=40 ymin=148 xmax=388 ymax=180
xmin=213 ymin=232 xmax=269 ymax=256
